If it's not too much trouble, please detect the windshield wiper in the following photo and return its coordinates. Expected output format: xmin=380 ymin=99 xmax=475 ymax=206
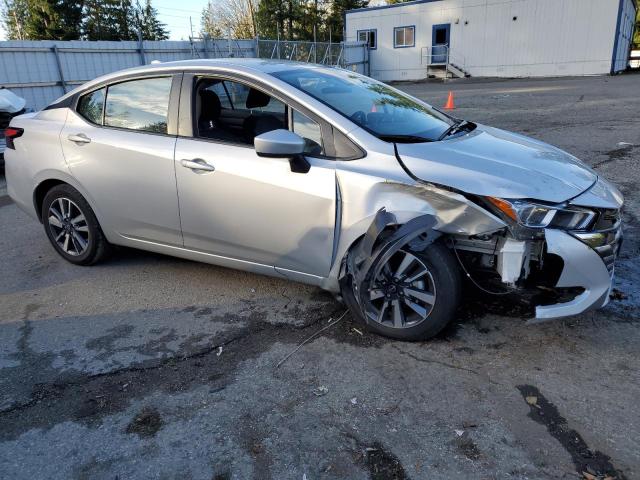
xmin=437 ymin=120 xmax=476 ymax=140
xmin=378 ymin=134 xmax=433 ymax=144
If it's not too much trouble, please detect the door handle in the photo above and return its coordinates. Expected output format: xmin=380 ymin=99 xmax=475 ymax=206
xmin=181 ymin=158 xmax=215 ymax=172
xmin=67 ymin=133 xmax=91 ymax=144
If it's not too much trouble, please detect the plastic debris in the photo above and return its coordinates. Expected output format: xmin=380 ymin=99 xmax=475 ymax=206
xmin=313 ymin=385 xmax=328 ymax=396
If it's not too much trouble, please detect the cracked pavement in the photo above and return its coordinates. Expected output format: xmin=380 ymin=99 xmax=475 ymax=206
xmin=1 ymin=74 xmax=639 ymax=479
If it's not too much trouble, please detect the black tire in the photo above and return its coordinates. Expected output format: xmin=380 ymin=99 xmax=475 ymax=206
xmin=42 ymin=184 xmax=111 ymax=265
xmin=341 ymin=242 xmax=461 ymax=341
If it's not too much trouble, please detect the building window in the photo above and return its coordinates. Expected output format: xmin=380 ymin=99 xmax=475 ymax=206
xmin=357 ymin=29 xmax=377 ymax=49
xmin=394 ymin=26 xmax=415 ymax=48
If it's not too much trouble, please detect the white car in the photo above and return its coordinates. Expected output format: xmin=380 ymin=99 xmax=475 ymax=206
xmin=5 ymin=60 xmax=623 ymax=340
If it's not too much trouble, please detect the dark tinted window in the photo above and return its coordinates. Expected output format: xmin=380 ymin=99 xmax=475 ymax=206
xmin=104 ymin=77 xmax=172 ymax=133
xmin=77 ymin=88 xmax=105 ymax=124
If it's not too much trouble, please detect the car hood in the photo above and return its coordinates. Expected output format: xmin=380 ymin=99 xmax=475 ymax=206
xmin=396 ymin=125 xmax=597 ymax=203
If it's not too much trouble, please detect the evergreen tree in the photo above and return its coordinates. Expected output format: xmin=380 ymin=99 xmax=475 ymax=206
xmin=82 ymin=0 xmax=166 ymax=41
xmin=2 ymin=0 xmax=83 ymax=40
xmin=326 ymin=0 xmax=367 ymax=42
xmin=133 ymin=0 xmax=168 ymax=41
xmin=83 ymin=0 xmax=130 ymax=40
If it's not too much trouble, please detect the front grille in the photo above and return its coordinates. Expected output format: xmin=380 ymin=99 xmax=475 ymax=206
xmin=573 ymin=208 xmax=622 ymax=274
xmin=593 ymin=229 xmax=622 ymax=273
xmin=593 ymin=208 xmax=621 ymax=231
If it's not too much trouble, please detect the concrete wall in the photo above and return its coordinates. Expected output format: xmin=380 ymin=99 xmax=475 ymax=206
xmin=346 ymin=0 xmax=630 ymax=80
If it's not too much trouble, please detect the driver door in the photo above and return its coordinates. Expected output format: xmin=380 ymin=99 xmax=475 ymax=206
xmin=173 ymin=74 xmax=336 ymax=279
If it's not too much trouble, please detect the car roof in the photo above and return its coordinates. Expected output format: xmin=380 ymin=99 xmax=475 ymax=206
xmin=142 ymin=58 xmax=329 ymax=74
xmin=48 ymin=59 xmax=336 ymax=108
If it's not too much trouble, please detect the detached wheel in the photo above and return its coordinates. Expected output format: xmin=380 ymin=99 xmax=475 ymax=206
xmin=42 ymin=184 xmax=110 ymax=265
xmin=342 ymin=243 xmax=461 ymax=341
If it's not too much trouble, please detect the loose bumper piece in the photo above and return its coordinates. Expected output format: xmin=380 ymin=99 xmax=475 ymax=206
xmin=532 ymin=229 xmax=613 ymax=322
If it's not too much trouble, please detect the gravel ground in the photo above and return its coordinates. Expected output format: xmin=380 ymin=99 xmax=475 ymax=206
xmin=0 ymin=73 xmax=639 ymax=480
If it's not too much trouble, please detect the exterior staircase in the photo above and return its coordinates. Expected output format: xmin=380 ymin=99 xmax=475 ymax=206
xmin=422 ymin=46 xmax=471 ymax=80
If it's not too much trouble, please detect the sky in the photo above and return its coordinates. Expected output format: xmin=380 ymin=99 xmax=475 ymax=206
xmin=0 ymin=0 xmax=210 ymax=41
xmin=152 ymin=0 xmax=210 ymax=40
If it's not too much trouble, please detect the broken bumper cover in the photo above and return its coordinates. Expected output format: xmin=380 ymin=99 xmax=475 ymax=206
xmin=532 ymin=229 xmax=616 ymax=322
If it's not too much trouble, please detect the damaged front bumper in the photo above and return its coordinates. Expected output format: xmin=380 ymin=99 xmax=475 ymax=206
xmin=532 ymin=229 xmax=617 ymax=322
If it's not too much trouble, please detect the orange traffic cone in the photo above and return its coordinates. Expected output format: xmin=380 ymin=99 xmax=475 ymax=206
xmin=443 ymin=91 xmax=455 ymax=110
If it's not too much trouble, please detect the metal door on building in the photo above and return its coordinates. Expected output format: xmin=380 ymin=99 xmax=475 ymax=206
xmin=431 ymin=24 xmax=450 ymax=64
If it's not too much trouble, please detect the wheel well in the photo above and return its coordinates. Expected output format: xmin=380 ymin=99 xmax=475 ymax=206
xmin=33 ymin=179 xmax=66 ymax=222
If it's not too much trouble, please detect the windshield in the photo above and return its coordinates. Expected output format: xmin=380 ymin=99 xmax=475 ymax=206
xmin=272 ymin=68 xmax=453 ymax=142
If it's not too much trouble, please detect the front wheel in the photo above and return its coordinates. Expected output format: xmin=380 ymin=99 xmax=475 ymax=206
xmin=342 ymin=242 xmax=461 ymax=341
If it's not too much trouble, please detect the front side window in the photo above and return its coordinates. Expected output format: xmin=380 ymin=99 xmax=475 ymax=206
xmin=272 ymin=68 xmax=453 ymax=143
xmin=104 ymin=77 xmax=172 ymax=134
xmin=394 ymin=26 xmax=415 ymax=48
xmin=196 ymin=78 xmax=287 ymax=145
xmin=357 ymin=29 xmax=377 ymax=49
xmin=292 ymin=109 xmax=323 ymax=156
xmin=77 ymin=88 xmax=105 ymax=124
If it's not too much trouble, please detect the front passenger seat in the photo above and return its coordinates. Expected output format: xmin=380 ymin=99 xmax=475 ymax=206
xmin=198 ymin=89 xmax=242 ymax=143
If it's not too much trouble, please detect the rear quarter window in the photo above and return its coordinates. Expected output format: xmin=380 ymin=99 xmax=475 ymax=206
xmin=77 ymin=88 xmax=105 ymax=125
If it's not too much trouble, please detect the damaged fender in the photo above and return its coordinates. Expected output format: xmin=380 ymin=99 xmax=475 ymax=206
xmin=345 ymin=208 xmax=439 ymax=324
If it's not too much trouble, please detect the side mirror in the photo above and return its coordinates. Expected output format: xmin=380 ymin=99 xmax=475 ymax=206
xmin=254 ymin=129 xmax=310 ymax=173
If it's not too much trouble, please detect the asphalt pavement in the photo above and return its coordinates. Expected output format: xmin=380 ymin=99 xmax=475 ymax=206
xmin=0 ymin=73 xmax=639 ymax=480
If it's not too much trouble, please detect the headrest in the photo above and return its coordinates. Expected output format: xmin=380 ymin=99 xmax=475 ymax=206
xmin=200 ymin=89 xmax=221 ymax=121
xmin=246 ymin=88 xmax=271 ymax=109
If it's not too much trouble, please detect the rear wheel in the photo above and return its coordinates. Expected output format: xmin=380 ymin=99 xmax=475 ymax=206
xmin=342 ymin=242 xmax=461 ymax=341
xmin=42 ymin=184 xmax=110 ymax=265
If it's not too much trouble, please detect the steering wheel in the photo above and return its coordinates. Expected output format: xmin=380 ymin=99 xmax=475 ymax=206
xmin=350 ymin=110 xmax=367 ymax=125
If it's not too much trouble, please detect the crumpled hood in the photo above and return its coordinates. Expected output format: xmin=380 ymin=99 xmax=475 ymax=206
xmin=396 ymin=125 xmax=597 ymax=203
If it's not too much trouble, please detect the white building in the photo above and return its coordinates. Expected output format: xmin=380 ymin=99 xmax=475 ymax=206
xmin=345 ymin=0 xmax=637 ymax=80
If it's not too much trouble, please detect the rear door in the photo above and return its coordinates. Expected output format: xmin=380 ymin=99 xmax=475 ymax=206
xmin=173 ymin=73 xmax=337 ymax=278
xmin=61 ymin=74 xmax=183 ymax=246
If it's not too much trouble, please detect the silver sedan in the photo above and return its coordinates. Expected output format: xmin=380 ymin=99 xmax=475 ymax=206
xmin=4 ymin=59 xmax=623 ymax=340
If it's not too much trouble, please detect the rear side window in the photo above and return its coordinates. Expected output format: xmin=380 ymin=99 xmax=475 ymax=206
xmin=77 ymin=88 xmax=105 ymax=124
xmin=104 ymin=77 xmax=172 ymax=134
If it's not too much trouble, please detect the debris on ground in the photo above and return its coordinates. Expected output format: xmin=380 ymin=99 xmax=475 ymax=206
xmin=217 ymin=346 xmax=223 ymax=356
xmin=125 ymin=406 xmax=163 ymax=438
xmin=275 ymin=310 xmax=348 ymax=368
xmin=313 ymin=385 xmax=328 ymax=397
xmin=609 ymin=289 xmax=628 ymax=301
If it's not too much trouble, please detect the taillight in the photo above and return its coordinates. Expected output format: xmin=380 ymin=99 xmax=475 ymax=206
xmin=5 ymin=127 xmax=24 ymax=149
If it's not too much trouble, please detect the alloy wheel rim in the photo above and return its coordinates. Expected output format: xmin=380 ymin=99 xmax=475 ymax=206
xmin=48 ymin=197 xmax=90 ymax=256
xmin=363 ymin=250 xmax=436 ymax=329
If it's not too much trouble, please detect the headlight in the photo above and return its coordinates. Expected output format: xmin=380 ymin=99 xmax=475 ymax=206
xmin=486 ymin=197 xmax=595 ymax=230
